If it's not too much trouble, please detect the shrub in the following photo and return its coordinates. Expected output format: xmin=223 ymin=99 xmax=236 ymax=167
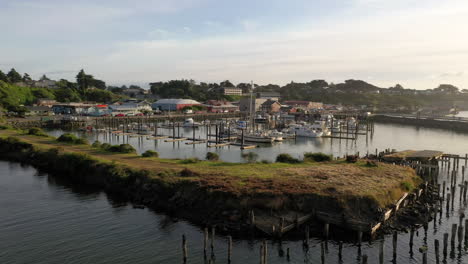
xmin=27 ymin=127 xmax=48 ymax=137
xmin=276 ymin=153 xmax=301 ymax=164
xmin=142 ymin=150 xmax=159 ymax=158
xmin=346 ymin=155 xmax=358 ymax=163
xmin=206 ymin=152 xmax=219 ymax=161
xmin=241 ymin=152 xmax=258 ymax=163
xmin=100 ymin=143 xmax=112 ymax=150
xmin=180 ymin=157 xmax=200 ymax=164
xmin=260 ymin=159 xmax=270 ymax=164
xmin=92 ymin=140 xmax=102 ymax=148
xmin=57 ymin=133 xmax=88 ymax=144
xmin=107 ymin=144 xmax=136 ymax=154
xmin=0 ymin=124 xmax=12 ymax=130
xmin=365 ymin=160 xmax=378 ymax=167
xmin=303 ymin=152 xmax=332 ymax=162
xmin=180 ymin=168 xmax=199 ymax=177
xmin=401 ymin=181 xmax=414 ymax=191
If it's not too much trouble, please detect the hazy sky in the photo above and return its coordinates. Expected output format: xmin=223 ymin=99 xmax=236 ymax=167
xmin=1 ymin=0 xmax=468 ymax=89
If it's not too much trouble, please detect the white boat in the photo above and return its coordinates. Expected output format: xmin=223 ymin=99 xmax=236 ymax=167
xmin=288 ymin=124 xmax=323 ymax=138
xmin=346 ymin=117 xmax=357 ymax=130
xmin=311 ymin=120 xmax=331 ymax=136
xmin=239 ymin=132 xmax=275 ymax=143
xmin=183 ymin=118 xmax=200 ymax=128
xmin=269 ymin=131 xmax=284 ymax=142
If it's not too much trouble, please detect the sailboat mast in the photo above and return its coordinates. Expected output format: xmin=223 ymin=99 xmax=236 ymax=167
xmin=249 ymin=81 xmax=254 ymax=132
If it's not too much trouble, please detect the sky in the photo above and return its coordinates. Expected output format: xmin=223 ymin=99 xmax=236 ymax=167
xmin=1 ymin=0 xmax=468 ymax=89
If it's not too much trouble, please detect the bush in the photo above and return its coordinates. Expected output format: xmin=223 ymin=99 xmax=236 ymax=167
xmin=107 ymin=144 xmax=136 ymax=154
xmin=100 ymin=143 xmax=112 ymax=150
xmin=241 ymin=152 xmax=258 ymax=163
xmin=0 ymin=124 xmax=12 ymax=130
xmin=57 ymin=133 xmax=88 ymax=144
xmin=401 ymin=181 xmax=414 ymax=191
xmin=27 ymin=127 xmax=48 ymax=137
xmin=303 ymin=152 xmax=332 ymax=162
xmin=260 ymin=159 xmax=271 ymax=164
xmin=180 ymin=157 xmax=200 ymax=164
xmin=92 ymin=140 xmax=102 ymax=148
xmin=142 ymin=150 xmax=159 ymax=157
xmin=346 ymin=155 xmax=358 ymax=163
xmin=276 ymin=153 xmax=301 ymax=164
xmin=206 ymin=152 xmax=219 ymax=161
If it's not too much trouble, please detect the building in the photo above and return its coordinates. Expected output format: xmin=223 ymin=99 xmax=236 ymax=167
xmin=36 ymin=99 xmax=57 ymax=107
xmin=260 ymin=99 xmax=281 ymax=113
xmin=222 ymin=87 xmax=243 ymax=96
xmin=204 ymin=100 xmax=238 ymax=113
xmin=109 ymin=102 xmax=152 ymax=115
xmin=25 ymin=106 xmax=54 ymax=116
xmin=151 ymin=99 xmax=201 ymax=111
xmin=52 ymin=103 xmax=95 ymax=115
xmin=282 ymin=101 xmax=323 ymax=110
xmin=33 ymin=79 xmax=58 ymax=89
xmin=87 ymin=105 xmax=111 ymax=117
xmin=239 ymin=97 xmax=267 ymax=112
xmin=256 ymin=92 xmax=280 ymax=101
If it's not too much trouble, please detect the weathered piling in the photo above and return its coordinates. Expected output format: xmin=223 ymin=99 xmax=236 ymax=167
xmin=409 ymin=228 xmax=414 ymax=252
xmin=458 ymin=225 xmax=464 ymax=251
xmin=443 ymin=233 xmax=448 ymax=260
xmin=211 ymin=226 xmax=215 ymax=253
xmin=338 ymin=241 xmax=343 ymax=260
xmin=227 ymin=235 xmax=232 ymax=263
xmin=320 ymin=242 xmax=325 ymax=264
xmin=286 ymin=248 xmax=290 ymax=261
xmin=182 ymin=234 xmax=187 ymax=263
xmin=204 ymin=228 xmax=208 ymax=257
xmin=263 ymin=240 xmax=268 ymax=264
xmin=392 ymin=231 xmax=398 ymax=261
xmin=362 ymin=254 xmax=368 ymax=264
xmin=451 ymin=224 xmax=457 ymax=256
xmin=379 ymin=239 xmax=384 ymax=264
xmin=435 ymin=239 xmax=440 ymax=264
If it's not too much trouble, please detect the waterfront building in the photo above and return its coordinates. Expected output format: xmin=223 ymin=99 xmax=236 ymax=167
xmin=204 ymin=100 xmax=238 ymax=113
xmin=260 ymin=99 xmax=282 ymax=113
xmin=238 ymin=97 xmax=267 ymax=112
xmin=151 ymin=99 xmax=201 ymax=111
xmin=282 ymin=101 xmax=323 ymax=111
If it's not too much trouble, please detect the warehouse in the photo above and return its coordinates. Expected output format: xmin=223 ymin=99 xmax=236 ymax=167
xmin=151 ymin=99 xmax=201 ymax=111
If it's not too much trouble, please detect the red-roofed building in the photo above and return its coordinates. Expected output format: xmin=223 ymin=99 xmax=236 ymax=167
xmin=282 ymin=101 xmax=323 ymax=110
xmin=205 ymin=100 xmax=238 ymax=113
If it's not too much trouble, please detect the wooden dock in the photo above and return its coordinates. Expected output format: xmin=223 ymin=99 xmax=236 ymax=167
xmin=164 ymin=137 xmax=187 ymax=142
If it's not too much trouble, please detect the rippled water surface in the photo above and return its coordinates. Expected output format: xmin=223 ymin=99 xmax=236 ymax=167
xmin=2 ymin=122 xmax=468 ymax=263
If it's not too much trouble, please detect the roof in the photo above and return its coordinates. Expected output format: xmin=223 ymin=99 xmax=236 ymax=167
xmin=283 ymin=101 xmax=311 ymax=106
xmin=261 ymin=100 xmax=281 ymax=107
xmin=153 ymin=99 xmax=201 ymax=105
xmin=26 ymin=106 xmax=51 ymax=111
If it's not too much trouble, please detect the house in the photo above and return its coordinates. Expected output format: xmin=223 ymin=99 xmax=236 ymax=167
xmin=282 ymin=101 xmax=323 ymax=110
xmin=239 ymin=97 xmax=267 ymax=112
xmin=260 ymin=99 xmax=281 ymax=113
xmin=256 ymin=92 xmax=280 ymax=101
xmin=33 ymin=79 xmax=58 ymax=89
xmin=222 ymin=87 xmax=243 ymax=96
xmin=52 ymin=103 xmax=95 ymax=115
xmin=25 ymin=106 xmax=54 ymax=116
xmin=87 ymin=105 xmax=111 ymax=117
xmin=36 ymin=99 xmax=57 ymax=107
xmin=151 ymin=99 xmax=201 ymax=111
xmin=204 ymin=100 xmax=238 ymax=113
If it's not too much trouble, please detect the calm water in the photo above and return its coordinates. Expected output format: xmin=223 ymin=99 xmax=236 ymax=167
xmin=2 ymin=123 xmax=468 ymax=263
xmin=49 ymin=122 xmax=468 ymax=162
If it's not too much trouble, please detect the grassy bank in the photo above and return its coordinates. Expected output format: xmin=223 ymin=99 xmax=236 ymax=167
xmin=0 ymin=128 xmax=421 ymax=233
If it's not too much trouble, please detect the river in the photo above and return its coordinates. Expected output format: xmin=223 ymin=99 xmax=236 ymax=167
xmin=2 ymin=123 xmax=468 ymax=263
xmin=48 ymin=122 xmax=468 ymax=162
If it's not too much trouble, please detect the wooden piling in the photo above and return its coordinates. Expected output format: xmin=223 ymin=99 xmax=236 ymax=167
xmin=211 ymin=226 xmax=215 ymax=252
xmin=458 ymin=225 xmax=464 ymax=250
xmin=182 ymin=234 xmax=187 ymax=263
xmin=286 ymin=248 xmax=290 ymax=261
xmin=435 ymin=239 xmax=440 ymax=264
xmin=324 ymin=223 xmax=329 ymax=240
xmin=451 ymin=224 xmax=457 ymax=254
xmin=320 ymin=242 xmax=325 ymax=264
xmin=203 ymin=227 xmax=208 ymax=257
xmin=379 ymin=239 xmax=384 ymax=264
xmin=358 ymin=230 xmax=363 ymax=247
xmin=443 ymin=233 xmax=448 ymax=260
xmin=392 ymin=231 xmax=398 ymax=261
xmin=227 ymin=235 xmax=232 ymax=263
xmin=338 ymin=241 xmax=343 ymax=260
xmin=362 ymin=254 xmax=368 ymax=264
xmin=263 ymin=240 xmax=267 ymax=264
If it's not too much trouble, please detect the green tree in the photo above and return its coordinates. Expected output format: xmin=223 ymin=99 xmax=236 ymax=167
xmin=0 ymin=70 xmax=7 ymax=82
xmin=54 ymin=88 xmax=82 ymax=102
xmin=7 ymin=68 xmax=22 ymax=83
xmin=76 ymin=69 xmax=91 ymax=94
xmin=40 ymin=74 xmax=50 ymax=81
xmin=23 ymin=73 xmax=32 ymax=82
xmin=84 ymin=89 xmax=116 ymax=103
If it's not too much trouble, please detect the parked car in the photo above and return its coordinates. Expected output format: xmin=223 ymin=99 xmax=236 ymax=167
xmin=135 ymin=113 xmax=144 ymax=116
xmin=115 ymin=113 xmax=125 ymax=117
xmin=126 ymin=113 xmax=135 ymax=116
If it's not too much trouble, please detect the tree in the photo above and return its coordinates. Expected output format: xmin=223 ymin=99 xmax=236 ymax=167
xmin=0 ymin=70 xmax=7 ymax=82
xmin=220 ymin=80 xmax=235 ymax=87
xmin=76 ymin=69 xmax=91 ymax=93
xmin=23 ymin=73 xmax=32 ymax=82
xmin=7 ymin=68 xmax=22 ymax=83
xmin=89 ymin=78 xmax=106 ymax=90
xmin=434 ymin=84 xmax=459 ymax=94
xmin=40 ymin=74 xmax=50 ymax=81
xmin=54 ymin=88 xmax=81 ymax=102
xmin=85 ymin=89 xmax=116 ymax=103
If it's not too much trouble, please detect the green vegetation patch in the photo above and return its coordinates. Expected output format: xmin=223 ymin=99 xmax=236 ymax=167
xmin=57 ymin=133 xmax=88 ymax=145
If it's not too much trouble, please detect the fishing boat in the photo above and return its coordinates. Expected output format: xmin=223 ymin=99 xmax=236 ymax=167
xmin=288 ymin=124 xmax=323 ymax=138
xmin=269 ymin=131 xmax=284 ymax=142
xmin=240 ymin=132 xmax=275 ymax=143
xmin=183 ymin=118 xmax=200 ymax=128
xmin=310 ymin=120 xmax=331 ymax=136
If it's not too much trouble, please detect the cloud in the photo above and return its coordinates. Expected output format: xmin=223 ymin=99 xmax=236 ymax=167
xmin=148 ymin=29 xmax=169 ymax=39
